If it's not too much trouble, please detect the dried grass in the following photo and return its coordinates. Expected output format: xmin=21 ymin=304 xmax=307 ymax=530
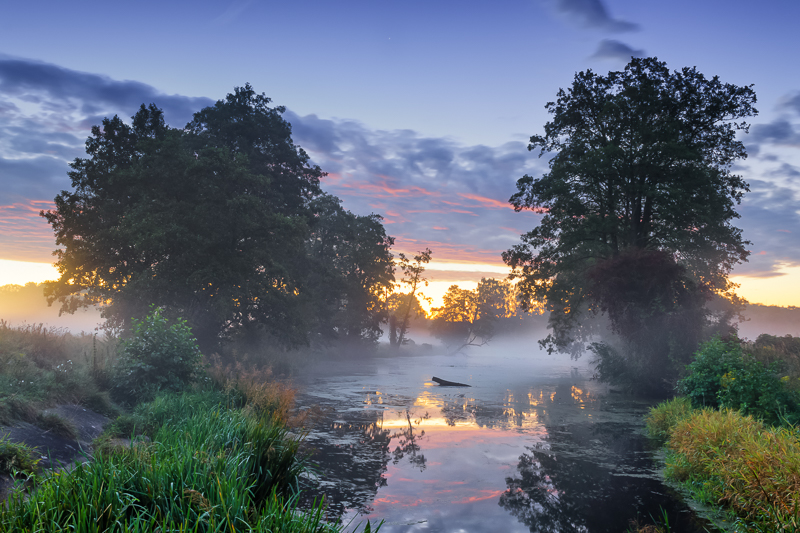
xmin=206 ymin=356 xmax=310 ymax=427
xmin=668 ymin=409 xmax=800 ymax=529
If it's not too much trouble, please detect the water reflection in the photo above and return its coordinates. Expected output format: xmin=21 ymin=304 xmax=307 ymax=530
xmin=300 ymin=409 xmax=392 ymax=517
xmin=295 ymin=355 xmax=710 ymax=532
xmin=390 ymin=410 xmax=428 ymax=471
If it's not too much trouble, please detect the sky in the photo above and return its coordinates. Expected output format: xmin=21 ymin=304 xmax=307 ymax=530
xmin=1 ymin=0 xmax=800 ymax=308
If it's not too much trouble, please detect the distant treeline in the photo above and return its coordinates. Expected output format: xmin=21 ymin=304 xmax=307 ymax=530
xmin=2 ymin=281 xmax=798 ymax=340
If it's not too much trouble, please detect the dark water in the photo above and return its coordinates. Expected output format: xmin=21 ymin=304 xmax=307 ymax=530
xmin=295 ymin=341 xmax=710 ymax=533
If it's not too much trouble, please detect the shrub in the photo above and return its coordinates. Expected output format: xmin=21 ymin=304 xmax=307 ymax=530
xmin=679 ymin=337 xmax=800 ymax=425
xmin=678 ymin=337 xmax=743 ymax=408
xmin=113 ymin=307 xmax=203 ymax=404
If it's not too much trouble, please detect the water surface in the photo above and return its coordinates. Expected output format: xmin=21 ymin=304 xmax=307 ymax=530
xmin=295 ymin=342 xmax=709 ymax=532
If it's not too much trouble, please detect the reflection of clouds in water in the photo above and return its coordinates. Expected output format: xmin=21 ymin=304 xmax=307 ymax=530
xmin=296 ymin=354 xmax=706 ymax=532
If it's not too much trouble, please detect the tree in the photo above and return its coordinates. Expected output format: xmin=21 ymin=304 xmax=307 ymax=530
xmin=305 ymin=194 xmax=395 ymax=343
xmin=503 ymin=58 xmax=757 ymax=390
xmin=389 ymin=249 xmax=432 ymax=347
xmin=430 ymin=278 xmax=517 ymax=352
xmin=41 ymin=86 xmax=324 ymax=351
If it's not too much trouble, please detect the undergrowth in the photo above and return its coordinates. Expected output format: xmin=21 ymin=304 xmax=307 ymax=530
xmin=1 ymin=390 xmax=380 ymax=532
xmin=0 ymin=321 xmax=117 ymax=423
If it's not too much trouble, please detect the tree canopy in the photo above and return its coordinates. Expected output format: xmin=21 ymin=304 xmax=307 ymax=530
xmin=503 ymin=57 xmax=757 ymax=388
xmin=305 ymin=194 xmax=395 ymax=343
xmin=42 ymin=86 xmax=331 ymax=350
xmin=429 ymin=278 xmax=517 ymax=352
xmin=389 ymin=249 xmax=432 ymax=347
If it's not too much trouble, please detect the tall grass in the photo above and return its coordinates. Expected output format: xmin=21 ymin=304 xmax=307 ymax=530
xmin=1 ymin=391 xmax=378 ymax=532
xmin=664 ymin=409 xmax=800 ymax=531
xmin=645 ymin=397 xmax=694 ymax=445
xmin=0 ymin=321 xmax=118 ymax=422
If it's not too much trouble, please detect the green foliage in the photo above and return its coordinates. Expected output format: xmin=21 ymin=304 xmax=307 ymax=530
xmin=305 ymin=194 xmax=395 ymax=343
xmin=664 ymin=409 xmax=800 ymax=531
xmin=0 ymin=322 xmax=117 ymax=422
xmin=750 ymin=334 xmax=800 ymax=386
xmin=113 ymin=307 xmax=202 ymax=404
xmin=42 ymin=85 xmax=325 ymax=350
xmin=503 ymin=57 xmax=756 ymax=390
xmin=0 ymin=435 xmax=39 ymax=476
xmin=1 ymin=390 xmax=379 ymax=532
xmin=645 ymin=397 xmax=694 ymax=445
xmin=679 ymin=337 xmax=800 ymax=425
xmin=678 ymin=337 xmax=744 ymax=408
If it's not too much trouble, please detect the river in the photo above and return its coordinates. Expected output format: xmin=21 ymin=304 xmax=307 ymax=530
xmin=294 ymin=339 xmax=711 ymax=533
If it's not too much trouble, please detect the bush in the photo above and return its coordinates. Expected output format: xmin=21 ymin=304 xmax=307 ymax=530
xmin=679 ymin=337 xmax=800 ymax=425
xmin=113 ymin=307 xmax=203 ymax=404
xmin=678 ymin=337 xmax=743 ymax=408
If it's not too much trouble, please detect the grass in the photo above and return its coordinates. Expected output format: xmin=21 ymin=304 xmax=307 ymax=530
xmin=645 ymin=397 xmax=694 ymax=445
xmin=1 ymin=390 xmax=380 ymax=532
xmin=34 ymin=412 xmax=79 ymax=440
xmin=0 ymin=435 xmax=40 ymax=476
xmin=650 ymin=407 xmax=800 ymax=532
xmin=0 ymin=321 xmax=118 ymax=423
xmin=0 ymin=321 xmax=378 ymax=531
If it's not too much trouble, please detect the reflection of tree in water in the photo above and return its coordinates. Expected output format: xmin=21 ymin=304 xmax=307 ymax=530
xmin=499 ymin=421 xmax=710 ymax=533
xmin=390 ymin=409 xmax=429 ymax=470
xmin=299 ymin=410 xmax=392 ymax=519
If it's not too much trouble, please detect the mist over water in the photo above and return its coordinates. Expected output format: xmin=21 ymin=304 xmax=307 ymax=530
xmin=295 ymin=338 xmax=711 ymax=533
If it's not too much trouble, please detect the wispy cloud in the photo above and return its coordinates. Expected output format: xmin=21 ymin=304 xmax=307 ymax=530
xmin=552 ymin=0 xmax=638 ymax=32
xmin=591 ymin=39 xmax=644 ymax=61
xmin=2 ymin=55 xmax=799 ymax=284
xmin=0 ymin=56 xmax=213 ymax=127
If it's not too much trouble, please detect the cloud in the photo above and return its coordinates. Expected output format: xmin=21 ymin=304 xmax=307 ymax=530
xmin=768 ymin=163 xmax=800 ymax=180
xmin=552 ymin=0 xmax=639 ymax=32
xmin=0 ymin=55 xmax=213 ymax=127
xmin=591 ymin=39 xmax=644 ymax=61
xmin=0 ymin=201 xmax=56 ymax=262
xmin=750 ymin=118 xmax=800 ymax=147
xmin=286 ymin=110 xmax=545 ymax=261
xmin=780 ymin=92 xmax=800 ymax=115
xmin=733 ymin=178 xmax=800 ymax=277
xmin=0 ymin=55 xmax=220 ymax=238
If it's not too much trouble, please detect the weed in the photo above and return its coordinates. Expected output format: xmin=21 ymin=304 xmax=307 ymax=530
xmin=112 ymin=306 xmax=203 ymax=405
xmin=0 ymin=391 xmax=379 ymax=532
xmin=0 ymin=435 xmax=39 ymax=476
xmin=679 ymin=337 xmax=800 ymax=425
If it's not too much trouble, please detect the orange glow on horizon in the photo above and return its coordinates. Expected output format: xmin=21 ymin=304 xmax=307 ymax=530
xmin=0 ymin=259 xmax=59 ymax=286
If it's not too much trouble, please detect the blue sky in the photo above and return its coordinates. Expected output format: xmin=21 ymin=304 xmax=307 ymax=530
xmin=1 ymin=0 xmax=799 ymax=305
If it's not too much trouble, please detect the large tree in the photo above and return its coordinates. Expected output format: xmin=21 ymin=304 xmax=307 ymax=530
xmin=305 ymin=194 xmax=396 ymax=343
xmin=503 ymin=58 xmax=757 ymax=389
xmin=42 ymin=86 xmax=324 ymax=350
